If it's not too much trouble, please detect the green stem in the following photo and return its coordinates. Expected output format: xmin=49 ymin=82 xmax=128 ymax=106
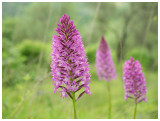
xmin=133 ymin=98 xmax=137 ymax=119
xmin=72 ymin=92 xmax=77 ymax=119
xmin=107 ymin=82 xmax=111 ymax=119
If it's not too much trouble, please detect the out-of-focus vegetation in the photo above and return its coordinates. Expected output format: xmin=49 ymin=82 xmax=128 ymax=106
xmin=2 ymin=2 xmax=158 ymax=119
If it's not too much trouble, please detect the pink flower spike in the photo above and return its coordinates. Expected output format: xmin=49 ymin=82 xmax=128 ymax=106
xmin=123 ymin=57 xmax=147 ymax=103
xmin=51 ymin=14 xmax=91 ymax=100
xmin=96 ymin=36 xmax=117 ymax=82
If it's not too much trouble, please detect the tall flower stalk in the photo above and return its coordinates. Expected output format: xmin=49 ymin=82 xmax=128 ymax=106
xmin=123 ymin=57 xmax=147 ymax=119
xmin=96 ymin=36 xmax=117 ymax=119
xmin=51 ymin=14 xmax=91 ymax=119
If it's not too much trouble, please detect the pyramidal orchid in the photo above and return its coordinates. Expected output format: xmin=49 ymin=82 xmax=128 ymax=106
xmin=50 ymin=14 xmax=91 ymax=119
xmin=96 ymin=36 xmax=117 ymax=82
xmin=123 ymin=57 xmax=147 ymax=119
xmin=96 ymin=36 xmax=117 ymax=118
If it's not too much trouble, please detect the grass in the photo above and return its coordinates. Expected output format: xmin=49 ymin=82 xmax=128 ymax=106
xmin=2 ymin=63 xmax=158 ymax=119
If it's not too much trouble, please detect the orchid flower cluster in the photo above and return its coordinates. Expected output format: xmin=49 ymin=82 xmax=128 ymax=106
xmin=50 ymin=14 xmax=148 ymax=119
xmin=51 ymin=14 xmax=91 ymax=100
xmin=96 ymin=36 xmax=117 ymax=82
xmin=123 ymin=57 xmax=147 ymax=103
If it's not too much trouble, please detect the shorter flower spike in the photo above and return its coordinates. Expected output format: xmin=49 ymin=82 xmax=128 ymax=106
xmin=96 ymin=36 xmax=117 ymax=82
xmin=123 ymin=57 xmax=147 ymax=103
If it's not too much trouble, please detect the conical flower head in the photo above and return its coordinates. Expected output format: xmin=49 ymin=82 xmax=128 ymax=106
xmin=96 ymin=36 xmax=117 ymax=82
xmin=51 ymin=14 xmax=91 ymax=100
xmin=123 ymin=57 xmax=147 ymax=103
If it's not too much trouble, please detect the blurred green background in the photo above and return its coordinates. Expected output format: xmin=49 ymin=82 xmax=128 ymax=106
xmin=2 ymin=2 xmax=158 ymax=119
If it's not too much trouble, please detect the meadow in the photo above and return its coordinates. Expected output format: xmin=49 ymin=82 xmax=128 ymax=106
xmin=2 ymin=56 xmax=158 ymax=119
xmin=2 ymin=2 xmax=158 ymax=119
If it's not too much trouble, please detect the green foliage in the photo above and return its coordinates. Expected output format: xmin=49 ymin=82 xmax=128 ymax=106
xmin=85 ymin=43 xmax=98 ymax=64
xmin=125 ymin=48 xmax=154 ymax=71
xmin=2 ymin=42 xmax=26 ymax=86
xmin=2 ymin=39 xmax=50 ymax=86
xmin=2 ymin=18 xmax=17 ymax=40
xmin=2 ymin=38 xmax=26 ymax=69
xmin=2 ymin=38 xmax=12 ymax=52
xmin=17 ymin=39 xmax=48 ymax=63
